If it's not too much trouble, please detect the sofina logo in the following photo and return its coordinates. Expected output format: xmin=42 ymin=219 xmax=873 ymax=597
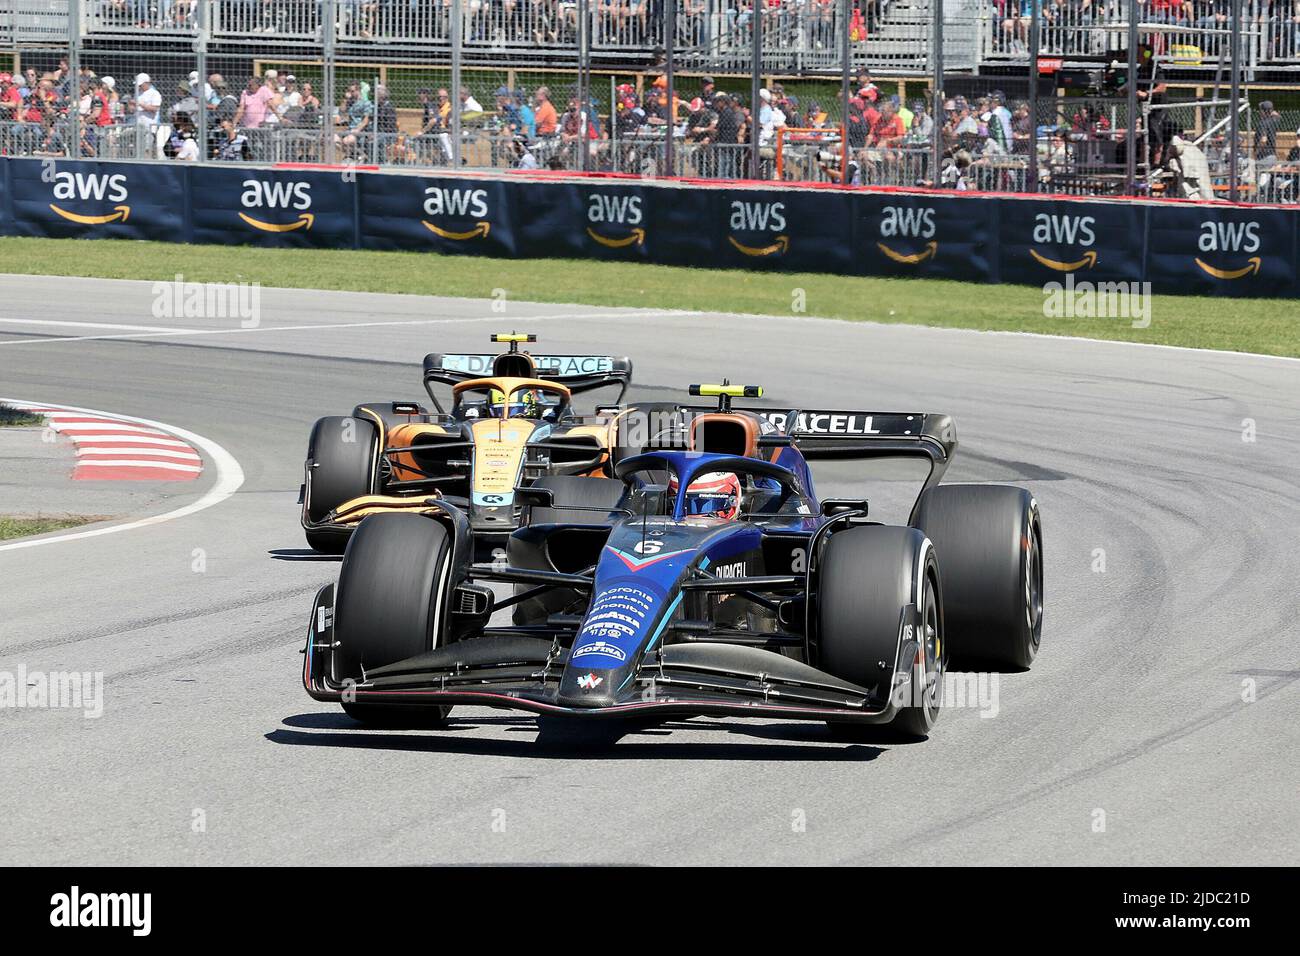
xmin=727 ymin=200 xmax=788 ymax=256
xmin=48 ymin=170 xmax=131 ymax=225
xmin=1194 ymin=220 xmax=1262 ymax=279
xmin=877 ymin=205 xmax=938 ymax=264
xmin=1029 ymin=213 xmax=1098 ymax=271
xmin=422 ymin=185 xmax=490 ymax=240
xmin=586 ymin=193 xmax=645 ymax=247
xmin=238 ymin=179 xmax=314 ymax=232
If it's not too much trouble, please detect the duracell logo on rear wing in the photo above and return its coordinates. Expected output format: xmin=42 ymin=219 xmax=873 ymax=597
xmin=759 ymin=410 xmax=929 ymax=438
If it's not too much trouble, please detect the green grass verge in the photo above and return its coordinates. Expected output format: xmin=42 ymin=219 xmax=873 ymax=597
xmin=0 ymin=515 xmax=98 ymax=541
xmin=0 ymin=403 xmax=44 ymax=427
xmin=1 ymin=237 xmax=1297 ymax=357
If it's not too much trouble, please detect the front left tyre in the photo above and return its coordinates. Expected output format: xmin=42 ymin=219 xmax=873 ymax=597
xmin=304 ymin=415 xmax=379 ymax=554
xmin=333 ymin=513 xmax=455 ymax=727
xmin=817 ymin=525 xmax=944 ymax=740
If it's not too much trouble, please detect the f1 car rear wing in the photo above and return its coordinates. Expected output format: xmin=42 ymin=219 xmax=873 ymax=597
xmin=423 ymin=348 xmax=632 ymax=407
xmin=759 ymin=410 xmax=957 ymax=462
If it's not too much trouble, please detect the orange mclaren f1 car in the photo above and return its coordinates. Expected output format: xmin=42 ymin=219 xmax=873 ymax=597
xmin=299 ymin=334 xmax=635 ymax=553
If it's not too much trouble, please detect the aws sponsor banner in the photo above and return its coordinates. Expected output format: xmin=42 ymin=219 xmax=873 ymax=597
xmin=1146 ymin=204 xmax=1296 ymax=297
xmin=189 ymin=167 xmax=354 ymax=248
xmin=358 ymin=173 xmax=512 ymax=256
xmin=998 ymin=198 xmax=1146 ymax=287
xmin=578 ymin=184 xmax=651 ymax=260
xmin=857 ymin=192 xmax=995 ymax=281
xmin=6 ymin=158 xmax=185 ymax=242
xmin=715 ymin=189 xmax=853 ymax=273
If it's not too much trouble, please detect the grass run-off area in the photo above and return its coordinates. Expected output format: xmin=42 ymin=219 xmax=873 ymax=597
xmin=0 ymin=403 xmax=44 ymax=427
xmin=1 ymin=237 xmax=1296 ymax=358
xmin=0 ymin=515 xmax=97 ymax=541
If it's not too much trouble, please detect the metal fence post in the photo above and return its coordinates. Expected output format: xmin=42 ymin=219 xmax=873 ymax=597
xmin=1229 ymin=0 xmax=1241 ymax=201
xmin=1028 ymin=0 xmax=1041 ymax=192
xmin=665 ymin=0 xmax=675 ymax=177
xmin=196 ymin=0 xmax=208 ymax=164
xmin=451 ymin=0 xmax=463 ymax=169
xmin=841 ymin=0 xmax=850 ymax=178
xmin=1125 ymin=0 xmax=1138 ymax=195
xmin=579 ymin=0 xmax=590 ymax=172
xmin=749 ymin=1 xmax=762 ymax=179
xmin=931 ymin=0 xmax=943 ymax=185
xmin=323 ymin=0 xmax=337 ymax=164
xmin=67 ymin=0 xmax=81 ymax=159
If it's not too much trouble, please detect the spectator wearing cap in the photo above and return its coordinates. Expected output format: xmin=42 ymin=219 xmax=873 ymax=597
xmin=0 ymin=72 xmax=20 ymax=123
xmin=1255 ymin=100 xmax=1281 ymax=169
xmin=134 ymin=73 xmax=162 ymax=127
xmin=685 ymin=95 xmax=719 ymax=176
xmin=700 ymin=75 xmax=716 ymax=105
xmin=990 ymin=89 xmax=1013 ymax=143
xmin=713 ymin=92 xmax=745 ymax=179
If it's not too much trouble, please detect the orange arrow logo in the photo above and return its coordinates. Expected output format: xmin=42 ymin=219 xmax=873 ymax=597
xmin=422 ymin=220 xmax=491 ymax=241
xmin=728 ymin=235 xmax=789 ymax=257
xmin=877 ymin=240 xmax=938 ymax=264
xmin=1194 ymin=256 xmax=1261 ymax=280
xmin=587 ymin=226 xmax=646 ymax=248
xmin=1030 ymin=248 xmax=1098 ymax=272
xmin=239 ymin=211 xmax=315 ymax=233
xmin=49 ymin=204 xmax=131 ymax=225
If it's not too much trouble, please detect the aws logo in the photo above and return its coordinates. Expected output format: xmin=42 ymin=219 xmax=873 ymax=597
xmin=422 ymin=186 xmax=490 ymax=240
xmin=1029 ymin=213 xmax=1098 ymax=272
xmin=238 ymin=179 xmax=314 ymax=233
xmin=1194 ymin=220 xmax=1262 ymax=279
xmin=727 ymin=200 xmax=788 ymax=257
xmin=877 ymin=205 xmax=938 ymax=264
xmin=586 ymin=193 xmax=644 ymax=247
xmin=48 ymin=171 xmax=130 ymax=225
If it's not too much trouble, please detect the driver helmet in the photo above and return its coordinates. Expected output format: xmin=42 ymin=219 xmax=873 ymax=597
xmin=487 ymin=387 xmax=541 ymax=418
xmin=669 ymin=471 xmax=741 ymax=520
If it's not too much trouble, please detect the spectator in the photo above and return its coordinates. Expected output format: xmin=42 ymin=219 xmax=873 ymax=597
xmin=534 ymin=86 xmax=558 ymax=135
xmin=1255 ymin=99 xmax=1281 ymax=169
xmin=214 ymin=117 xmax=251 ymax=161
xmin=234 ymin=75 xmax=278 ymax=129
xmin=713 ymin=92 xmax=745 ymax=179
xmin=134 ymin=73 xmax=162 ymax=128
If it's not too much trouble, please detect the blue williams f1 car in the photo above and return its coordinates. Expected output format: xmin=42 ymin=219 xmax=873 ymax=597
xmin=302 ymin=384 xmax=1043 ymax=738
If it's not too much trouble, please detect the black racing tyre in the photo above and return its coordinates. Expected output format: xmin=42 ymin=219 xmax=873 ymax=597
xmin=524 ymin=476 xmax=626 ymax=526
xmin=333 ymin=513 xmax=455 ymax=726
xmin=304 ymin=415 xmax=379 ymax=544
xmin=911 ymin=484 xmax=1042 ymax=670
xmin=818 ymin=525 xmax=943 ymax=739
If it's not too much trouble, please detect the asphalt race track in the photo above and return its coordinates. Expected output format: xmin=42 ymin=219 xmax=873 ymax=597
xmin=1 ymin=275 xmax=1296 ymax=866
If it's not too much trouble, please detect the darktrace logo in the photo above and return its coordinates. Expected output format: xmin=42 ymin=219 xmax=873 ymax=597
xmin=1029 ymin=212 xmax=1097 ymax=272
xmin=47 ymin=169 xmax=131 ymax=225
xmin=422 ymin=185 xmax=490 ymax=240
xmin=727 ymin=200 xmax=788 ymax=256
xmin=1194 ymin=220 xmax=1262 ymax=279
xmin=586 ymin=192 xmax=645 ymax=247
xmin=238 ymin=178 xmax=314 ymax=233
xmin=877 ymin=205 xmax=938 ymax=264
xmin=50 ymin=886 xmax=151 ymax=936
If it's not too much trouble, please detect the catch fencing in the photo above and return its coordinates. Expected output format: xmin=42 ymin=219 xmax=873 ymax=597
xmin=0 ymin=0 xmax=1297 ymax=201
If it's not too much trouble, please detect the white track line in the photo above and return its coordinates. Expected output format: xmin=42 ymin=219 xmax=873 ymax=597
xmin=0 ymin=400 xmax=245 ymax=554
xmin=0 ymin=311 xmax=703 ymax=347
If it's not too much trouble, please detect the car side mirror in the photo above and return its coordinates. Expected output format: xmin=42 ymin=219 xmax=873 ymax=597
xmin=514 ymin=486 xmax=555 ymax=508
xmin=821 ymin=498 xmax=869 ymax=517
